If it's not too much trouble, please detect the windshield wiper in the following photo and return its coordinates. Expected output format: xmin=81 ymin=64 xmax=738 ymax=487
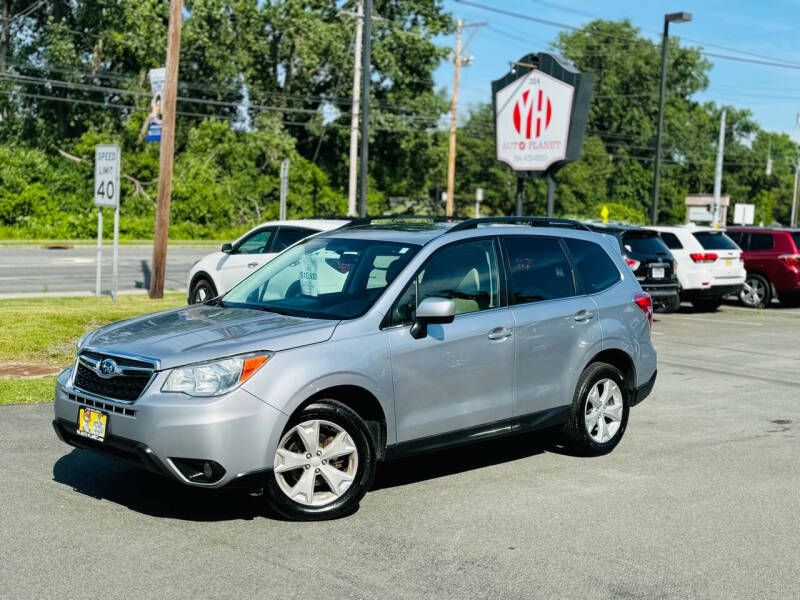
xmin=259 ymin=305 xmax=293 ymax=316
xmin=204 ymin=296 xmax=225 ymax=307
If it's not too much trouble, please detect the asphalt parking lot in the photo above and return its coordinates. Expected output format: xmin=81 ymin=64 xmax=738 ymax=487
xmin=0 ymin=305 xmax=798 ymax=600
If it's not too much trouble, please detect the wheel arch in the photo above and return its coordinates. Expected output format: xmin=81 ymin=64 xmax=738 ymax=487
xmin=586 ymin=348 xmax=636 ymax=398
xmin=294 ymin=385 xmax=388 ymax=461
xmin=189 ymin=270 xmax=219 ymax=296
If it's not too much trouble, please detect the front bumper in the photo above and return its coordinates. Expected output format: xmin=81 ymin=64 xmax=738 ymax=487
xmin=53 ymin=368 xmax=288 ymax=489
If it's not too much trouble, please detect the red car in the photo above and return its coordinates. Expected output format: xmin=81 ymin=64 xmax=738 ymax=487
xmin=726 ymin=228 xmax=800 ymax=307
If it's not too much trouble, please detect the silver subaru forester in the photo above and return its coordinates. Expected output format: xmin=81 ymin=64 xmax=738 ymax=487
xmin=53 ymin=217 xmax=657 ymax=520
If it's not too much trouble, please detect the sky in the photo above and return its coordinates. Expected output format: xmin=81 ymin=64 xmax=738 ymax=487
xmin=432 ymin=0 xmax=800 ymax=143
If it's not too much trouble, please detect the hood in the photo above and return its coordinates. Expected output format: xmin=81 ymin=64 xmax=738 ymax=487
xmin=83 ymin=305 xmax=339 ymax=369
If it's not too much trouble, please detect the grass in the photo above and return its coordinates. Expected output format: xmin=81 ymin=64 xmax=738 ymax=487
xmin=0 ymin=293 xmax=185 ymax=405
xmin=0 ymin=239 xmax=224 ymax=247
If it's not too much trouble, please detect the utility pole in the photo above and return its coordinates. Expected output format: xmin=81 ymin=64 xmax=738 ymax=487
xmin=711 ymin=108 xmax=726 ymax=228
xmin=445 ymin=20 xmax=463 ymax=217
xmin=358 ymin=0 xmax=372 ymax=218
xmin=346 ymin=0 xmax=364 ymax=217
xmin=791 ymin=152 xmax=800 ymax=228
xmin=1 ymin=0 xmax=9 ymax=75
xmin=149 ymin=0 xmax=183 ymax=299
xmin=445 ymin=20 xmax=484 ymax=217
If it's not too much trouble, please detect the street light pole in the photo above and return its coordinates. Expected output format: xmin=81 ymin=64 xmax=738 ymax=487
xmin=358 ymin=0 xmax=372 ymax=218
xmin=651 ymin=11 xmax=691 ymax=225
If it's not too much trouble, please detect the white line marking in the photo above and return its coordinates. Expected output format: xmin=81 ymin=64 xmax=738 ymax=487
xmin=670 ymin=316 xmax=763 ymax=327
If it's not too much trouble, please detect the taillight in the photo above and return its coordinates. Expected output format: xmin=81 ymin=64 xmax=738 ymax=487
xmin=634 ymin=292 xmax=653 ymax=328
xmin=739 ymin=252 xmax=744 ymax=261
xmin=690 ymin=253 xmax=718 ymax=263
xmin=625 ymin=257 xmax=640 ymax=270
xmin=778 ymin=254 xmax=800 ymax=269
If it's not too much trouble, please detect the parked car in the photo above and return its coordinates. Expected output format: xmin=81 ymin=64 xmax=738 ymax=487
xmin=187 ymin=219 xmax=349 ymax=303
xmin=649 ymin=225 xmax=745 ymax=311
xmin=726 ymin=227 xmax=800 ymax=307
xmin=586 ymin=223 xmax=680 ymax=312
xmin=53 ymin=216 xmax=657 ymax=521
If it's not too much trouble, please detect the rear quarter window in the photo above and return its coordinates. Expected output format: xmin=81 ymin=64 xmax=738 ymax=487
xmin=692 ymin=231 xmax=738 ymax=250
xmin=564 ymin=237 xmax=621 ymax=294
xmin=791 ymin=232 xmax=800 ymax=251
xmin=659 ymin=232 xmax=683 ymax=250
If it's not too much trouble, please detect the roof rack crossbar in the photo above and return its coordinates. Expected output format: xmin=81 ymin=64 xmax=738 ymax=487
xmin=447 ymin=217 xmax=591 ymax=232
xmin=340 ymin=215 xmax=466 ymax=229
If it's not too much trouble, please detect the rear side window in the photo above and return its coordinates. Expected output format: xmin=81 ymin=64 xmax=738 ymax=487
xmin=692 ymin=231 xmax=738 ymax=250
xmin=503 ymin=236 xmax=574 ymax=305
xmin=659 ymin=232 xmax=683 ymax=250
xmin=726 ymin=231 xmax=745 ymax=248
xmin=749 ymin=233 xmax=774 ymax=251
xmin=623 ymin=232 xmax=671 ymax=255
xmin=564 ymin=238 xmax=620 ymax=293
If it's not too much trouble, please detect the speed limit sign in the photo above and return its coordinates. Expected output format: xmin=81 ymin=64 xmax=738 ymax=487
xmin=94 ymin=145 xmax=120 ymax=208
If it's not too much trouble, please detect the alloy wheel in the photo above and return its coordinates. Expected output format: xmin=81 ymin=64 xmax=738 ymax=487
xmin=740 ymin=277 xmax=766 ymax=307
xmin=584 ymin=378 xmax=623 ymax=444
xmin=273 ymin=419 xmax=359 ymax=507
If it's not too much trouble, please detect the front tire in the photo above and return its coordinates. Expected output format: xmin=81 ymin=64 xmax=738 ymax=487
xmin=739 ymin=273 xmax=771 ymax=308
xmin=265 ymin=401 xmax=377 ymax=521
xmin=563 ymin=362 xmax=629 ymax=456
xmin=189 ymin=277 xmax=217 ymax=304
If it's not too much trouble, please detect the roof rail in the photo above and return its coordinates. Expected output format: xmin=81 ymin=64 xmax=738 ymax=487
xmin=447 ymin=217 xmax=591 ymax=233
xmin=339 ymin=215 xmax=466 ymax=229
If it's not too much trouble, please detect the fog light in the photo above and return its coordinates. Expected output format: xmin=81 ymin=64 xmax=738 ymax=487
xmin=169 ymin=457 xmax=226 ymax=483
xmin=203 ymin=462 xmax=213 ymax=479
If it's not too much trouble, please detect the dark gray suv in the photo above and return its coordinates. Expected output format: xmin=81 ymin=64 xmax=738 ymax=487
xmin=54 ymin=217 xmax=657 ymax=520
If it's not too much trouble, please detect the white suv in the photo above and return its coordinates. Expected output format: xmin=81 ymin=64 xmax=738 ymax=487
xmin=649 ymin=225 xmax=745 ymax=311
xmin=187 ymin=219 xmax=348 ymax=303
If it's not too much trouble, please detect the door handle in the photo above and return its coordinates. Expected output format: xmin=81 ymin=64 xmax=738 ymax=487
xmin=247 ymin=262 xmax=259 ymax=268
xmin=573 ymin=309 xmax=596 ymax=322
xmin=487 ymin=327 xmax=513 ymax=341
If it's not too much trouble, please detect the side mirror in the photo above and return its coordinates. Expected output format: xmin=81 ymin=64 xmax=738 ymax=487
xmin=220 ymin=242 xmax=233 ymax=253
xmin=410 ymin=297 xmax=455 ymax=339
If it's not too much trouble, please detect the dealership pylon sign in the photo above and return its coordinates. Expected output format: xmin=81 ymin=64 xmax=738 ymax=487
xmin=492 ymin=53 xmax=594 ymax=176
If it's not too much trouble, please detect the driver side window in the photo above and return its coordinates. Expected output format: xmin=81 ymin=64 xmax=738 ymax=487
xmin=389 ymin=239 xmax=500 ymax=326
xmin=236 ymin=228 xmax=275 ymax=255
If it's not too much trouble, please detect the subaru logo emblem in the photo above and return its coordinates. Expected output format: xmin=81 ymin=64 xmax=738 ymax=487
xmin=99 ymin=358 xmax=118 ymax=376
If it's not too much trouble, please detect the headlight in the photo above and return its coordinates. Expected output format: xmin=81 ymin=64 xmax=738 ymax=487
xmin=162 ymin=353 xmax=272 ymax=397
xmin=77 ymin=332 xmax=91 ymax=350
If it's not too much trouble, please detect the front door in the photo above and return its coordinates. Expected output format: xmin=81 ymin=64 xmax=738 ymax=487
xmin=386 ymin=238 xmax=515 ymax=443
xmin=217 ymin=227 xmax=277 ymax=292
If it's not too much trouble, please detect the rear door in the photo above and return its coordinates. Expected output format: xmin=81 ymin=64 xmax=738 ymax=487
xmin=502 ymin=234 xmax=603 ymax=419
xmin=692 ymin=230 xmax=744 ymax=281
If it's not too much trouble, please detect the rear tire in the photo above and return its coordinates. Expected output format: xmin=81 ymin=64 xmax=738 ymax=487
xmin=563 ymin=362 xmax=629 ymax=456
xmin=654 ymin=294 xmax=680 ymax=314
xmin=265 ymin=400 xmax=377 ymax=521
xmin=189 ymin=278 xmax=217 ymax=304
xmin=739 ymin=273 xmax=771 ymax=308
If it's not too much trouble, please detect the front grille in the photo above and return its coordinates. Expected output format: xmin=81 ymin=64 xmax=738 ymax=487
xmin=74 ymin=352 xmax=154 ymax=402
xmin=68 ymin=392 xmax=137 ymax=416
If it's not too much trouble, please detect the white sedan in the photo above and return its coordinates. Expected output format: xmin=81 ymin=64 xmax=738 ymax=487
xmin=186 ymin=219 xmax=349 ymax=303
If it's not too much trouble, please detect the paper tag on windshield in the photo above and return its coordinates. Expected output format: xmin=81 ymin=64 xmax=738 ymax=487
xmin=299 ymin=254 xmax=318 ymax=296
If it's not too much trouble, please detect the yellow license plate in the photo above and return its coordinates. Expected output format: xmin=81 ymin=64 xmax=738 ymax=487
xmin=77 ymin=407 xmax=108 ymax=442
xmin=725 ymin=259 xmax=733 ymax=266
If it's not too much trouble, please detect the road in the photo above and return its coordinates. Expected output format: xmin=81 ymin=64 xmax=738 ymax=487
xmin=0 ymin=245 xmax=217 ymax=295
xmin=0 ymin=307 xmax=798 ymax=599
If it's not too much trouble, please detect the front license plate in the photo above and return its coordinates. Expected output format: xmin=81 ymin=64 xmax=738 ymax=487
xmin=77 ymin=407 xmax=108 ymax=442
xmin=651 ymin=267 xmax=665 ymax=279
xmin=725 ymin=258 xmax=733 ymax=267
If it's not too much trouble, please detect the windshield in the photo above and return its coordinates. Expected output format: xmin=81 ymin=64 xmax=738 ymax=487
xmin=222 ymin=237 xmax=420 ymax=320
